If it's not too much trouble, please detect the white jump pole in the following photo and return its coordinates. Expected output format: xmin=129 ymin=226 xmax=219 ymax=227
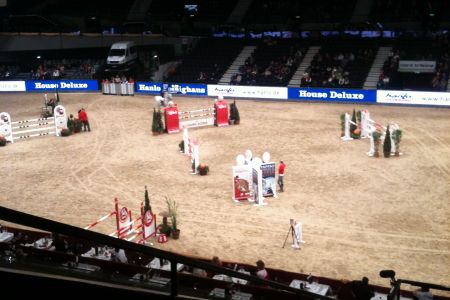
xmin=360 ymin=110 xmax=370 ymax=139
xmin=341 ymin=113 xmax=354 ymax=141
xmin=183 ymin=128 xmax=189 ymax=155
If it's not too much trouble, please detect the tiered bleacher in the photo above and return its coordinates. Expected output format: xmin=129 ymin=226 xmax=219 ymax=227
xmin=243 ymin=0 xmax=357 ymax=25
xmin=166 ymin=39 xmax=245 ymax=84
xmin=379 ymin=34 xmax=449 ymax=91
xmin=305 ymin=37 xmax=378 ymax=89
xmin=230 ymin=39 xmax=307 ymax=86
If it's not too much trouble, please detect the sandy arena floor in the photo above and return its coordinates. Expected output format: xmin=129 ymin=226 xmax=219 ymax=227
xmin=0 ymin=93 xmax=449 ymax=291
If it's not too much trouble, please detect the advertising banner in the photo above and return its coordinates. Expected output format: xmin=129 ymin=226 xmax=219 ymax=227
xmin=260 ymin=162 xmax=276 ymax=197
xmin=0 ymin=81 xmax=26 ymax=92
xmin=252 ymin=167 xmax=263 ymax=204
xmin=142 ymin=210 xmax=157 ymax=239
xmin=164 ymin=106 xmax=180 ymax=133
xmin=377 ymin=90 xmax=450 ymax=107
xmin=135 ymin=82 xmax=163 ymax=94
xmin=165 ymin=83 xmax=207 ymax=96
xmin=208 ymin=84 xmax=287 ymax=99
xmin=214 ymin=100 xmax=229 ymax=127
xmin=25 ymin=80 xmax=98 ymax=92
xmin=288 ymin=88 xmax=376 ymax=103
xmin=232 ymin=165 xmax=252 ymax=201
xmin=398 ymin=60 xmax=436 ymax=73
xmin=117 ymin=206 xmax=132 ymax=237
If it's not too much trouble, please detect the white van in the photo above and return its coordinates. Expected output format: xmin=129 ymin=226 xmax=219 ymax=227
xmin=106 ymin=41 xmax=138 ymax=67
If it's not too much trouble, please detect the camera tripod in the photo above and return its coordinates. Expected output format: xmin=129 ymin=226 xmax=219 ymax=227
xmin=282 ymin=225 xmax=294 ymax=248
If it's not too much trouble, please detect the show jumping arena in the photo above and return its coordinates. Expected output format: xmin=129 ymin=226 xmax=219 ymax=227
xmin=1 ymin=93 xmax=449 ymax=293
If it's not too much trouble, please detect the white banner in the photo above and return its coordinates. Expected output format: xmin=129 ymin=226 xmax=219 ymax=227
xmin=0 ymin=81 xmax=26 ymax=92
xmin=377 ymin=90 xmax=450 ymax=106
xmin=208 ymin=84 xmax=287 ymax=99
xmin=398 ymin=60 xmax=436 ymax=73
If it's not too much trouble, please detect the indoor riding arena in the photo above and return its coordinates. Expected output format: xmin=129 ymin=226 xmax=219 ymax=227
xmin=0 ymin=92 xmax=449 ymax=291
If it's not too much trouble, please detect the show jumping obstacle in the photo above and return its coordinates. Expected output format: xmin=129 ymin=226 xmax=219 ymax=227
xmin=341 ymin=109 xmax=400 ymax=157
xmin=0 ymin=105 xmax=67 ymax=143
xmin=164 ymin=100 xmax=229 ymax=134
xmin=182 ymin=128 xmax=200 ymax=174
xmin=85 ymin=197 xmax=156 ymax=244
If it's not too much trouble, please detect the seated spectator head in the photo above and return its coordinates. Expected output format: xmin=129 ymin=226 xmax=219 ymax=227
xmin=212 ymin=256 xmax=222 ymax=266
xmin=256 ymin=259 xmax=265 ymax=269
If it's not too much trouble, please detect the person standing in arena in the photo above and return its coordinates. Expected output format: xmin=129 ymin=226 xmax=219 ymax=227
xmin=78 ymin=108 xmax=90 ymax=132
xmin=278 ymin=160 xmax=286 ymax=192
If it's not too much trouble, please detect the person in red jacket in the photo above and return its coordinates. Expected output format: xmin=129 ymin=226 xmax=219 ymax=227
xmin=78 ymin=108 xmax=90 ymax=132
xmin=278 ymin=160 xmax=286 ymax=192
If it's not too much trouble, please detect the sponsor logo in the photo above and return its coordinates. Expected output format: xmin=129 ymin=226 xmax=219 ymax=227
xmin=34 ymin=82 xmax=89 ymax=89
xmin=385 ymin=93 xmax=412 ymax=101
xmin=0 ymin=113 xmax=9 ymax=123
xmin=167 ymin=110 xmax=178 ymax=116
xmin=138 ymin=84 xmax=162 ymax=92
xmin=214 ymin=87 xmax=235 ymax=94
xmin=216 ymin=104 xmax=227 ymax=109
xmin=144 ymin=210 xmax=154 ymax=226
xmin=298 ymin=90 xmax=364 ymax=99
xmin=119 ymin=207 xmax=129 ymax=222
xmin=56 ymin=107 xmax=65 ymax=116
xmin=168 ymin=84 xmax=206 ymax=94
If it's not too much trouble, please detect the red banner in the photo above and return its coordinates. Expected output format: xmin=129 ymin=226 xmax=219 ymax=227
xmin=164 ymin=106 xmax=180 ymax=134
xmin=215 ymin=100 xmax=229 ymax=127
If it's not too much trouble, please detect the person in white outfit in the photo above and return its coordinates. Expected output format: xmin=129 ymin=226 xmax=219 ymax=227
xmin=292 ymin=220 xmax=306 ymax=250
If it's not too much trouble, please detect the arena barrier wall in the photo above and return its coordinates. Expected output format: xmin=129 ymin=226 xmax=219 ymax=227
xmin=102 ymin=82 xmax=134 ymax=96
xmin=1 ymin=80 xmax=450 ymax=107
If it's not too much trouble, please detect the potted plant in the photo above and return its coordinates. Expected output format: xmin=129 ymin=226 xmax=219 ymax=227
xmin=179 ymin=140 xmax=185 ymax=153
xmin=0 ymin=136 xmax=7 ymax=147
xmin=157 ymin=211 xmax=172 ymax=237
xmin=197 ymin=163 xmax=209 ymax=176
xmin=340 ymin=113 xmax=345 ymax=137
xmin=151 ymin=108 xmax=159 ymax=135
xmin=60 ymin=128 xmax=72 ymax=137
xmin=166 ymin=197 xmax=180 ymax=239
xmin=372 ymin=131 xmax=381 ymax=158
xmin=392 ymin=129 xmax=402 ymax=156
xmin=383 ymin=126 xmax=391 ymax=158
xmin=233 ymin=100 xmax=240 ymax=125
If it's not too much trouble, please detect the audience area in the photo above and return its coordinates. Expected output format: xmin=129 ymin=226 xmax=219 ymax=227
xmin=2 ymin=224 xmax=447 ymax=300
xmin=166 ymin=39 xmax=245 ymax=84
xmin=303 ymin=38 xmax=377 ymax=89
xmin=378 ymin=34 xmax=449 ymax=91
xmin=230 ymin=38 xmax=307 ymax=86
xmin=244 ymin=0 xmax=357 ymax=25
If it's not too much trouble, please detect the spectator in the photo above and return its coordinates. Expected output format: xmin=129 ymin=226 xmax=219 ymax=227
xmin=413 ymin=287 xmax=433 ymax=300
xmin=351 ymin=277 xmax=375 ymax=300
xmin=278 ymin=160 xmax=286 ymax=192
xmin=208 ymin=255 xmax=223 ymax=277
xmin=78 ymin=108 xmax=90 ymax=132
xmin=113 ymin=248 xmax=128 ymax=263
xmin=255 ymin=260 xmax=269 ymax=280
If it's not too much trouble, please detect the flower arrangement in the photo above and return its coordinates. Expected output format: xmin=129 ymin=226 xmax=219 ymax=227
xmin=197 ymin=163 xmax=209 ymax=176
xmin=0 ymin=136 xmax=7 ymax=146
xmin=60 ymin=128 xmax=72 ymax=137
